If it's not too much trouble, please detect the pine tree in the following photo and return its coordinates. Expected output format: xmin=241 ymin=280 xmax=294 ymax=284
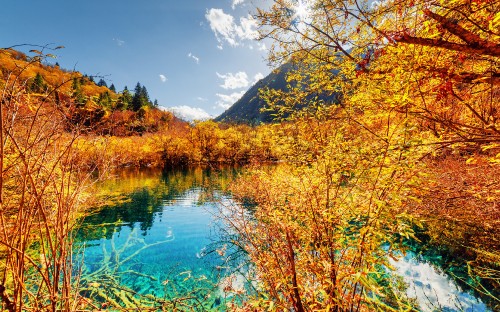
xmin=141 ymin=86 xmax=149 ymax=102
xmin=98 ymin=91 xmax=113 ymax=108
xmin=132 ymin=82 xmax=142 ymax=111
xmin=117 ymin=86 xmax=132 ymax=110
xmin=71 ymin=77 xmax=86 ymax=106
xmin=131 ymin=83 xmax=150 ymax=111
xmin=109 ymin=83 xmax=116 ymax=92
xmin=29 ymin=73 xmax=46 ymax=93
xmin=97 ymin=79 xmax=108 ymax=88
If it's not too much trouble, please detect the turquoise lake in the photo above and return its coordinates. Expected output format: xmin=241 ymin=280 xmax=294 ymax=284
xmin=75 ymin=167 xmax=245 ymax=310
xmin=74 ymin=167 xmax=492 ymax=311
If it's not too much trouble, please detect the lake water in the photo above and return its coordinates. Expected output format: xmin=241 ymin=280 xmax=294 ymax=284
xmin=391 ymin=251 xmax=490 ymax=312
xmin=74 ymin=167 xmax=492 ymax=311
xmin=75 ymin=167 xmax=244 ymax=310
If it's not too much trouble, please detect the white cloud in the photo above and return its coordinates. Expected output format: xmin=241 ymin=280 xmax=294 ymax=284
xmin=188 ymin=52 xmax=200 ymax=64
xmin=164 ymin=105 xmax=211 ymax=121
xmin=390 ymin=254 xmax=489 ymax=312
xmin=206 ymin=9 xmax=237 ymax=46
xmin=232 ymin=0 xmax=245 ymax=9
xmin=159 ymin=74 xmax=167 ymax=82
xmin=216 ymin=91 xmax=245 ymax=109
xmin=196 ymin=97 xmax=208 ymax=102
xmin=113 ymin=38 xmax=125 ymax=46
xmin=254 ymin=72 xmax=264 ymax=83
xmin=205 ymin=8 xmax=258 ymax=48
xmin=371 ymin=0 xmax=389 ymax=9
xmin=216 ymin=71 xmax=249 ymax=90
xmin=236 ymin=15 xmax=259 ymax=40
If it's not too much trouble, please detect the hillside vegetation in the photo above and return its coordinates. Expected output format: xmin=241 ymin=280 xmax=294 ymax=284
xmin=0 ymin=48 xmax=174 ymax=136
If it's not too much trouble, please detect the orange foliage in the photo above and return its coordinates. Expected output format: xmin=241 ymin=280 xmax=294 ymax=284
xmin=409 ymin=153 xmax=500 ymax=258
xmin=72 ymin=120 xmax=281 ymax=174
xmin=0 ymin=49 xmax=76 ymax=94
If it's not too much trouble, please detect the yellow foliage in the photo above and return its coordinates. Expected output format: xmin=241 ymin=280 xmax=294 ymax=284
xmin=224 ymin=0 xmax=500 ymax=310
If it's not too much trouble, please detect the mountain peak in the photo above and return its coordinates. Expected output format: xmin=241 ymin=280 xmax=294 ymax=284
xmin=215 ymin=63 xmax=294 ymax=124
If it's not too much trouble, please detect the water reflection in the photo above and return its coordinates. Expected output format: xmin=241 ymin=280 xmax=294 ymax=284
xmin=391 ymin=251 xmax=490 ymax=312
xmin=78 ymin=166 xmax=239 ymax=241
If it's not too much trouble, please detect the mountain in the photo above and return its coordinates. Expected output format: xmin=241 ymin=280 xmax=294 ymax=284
xmin=215 ymin=62 xmax=340 ymax=124
xmin=215 ymin=63 xmax=294 ymax=124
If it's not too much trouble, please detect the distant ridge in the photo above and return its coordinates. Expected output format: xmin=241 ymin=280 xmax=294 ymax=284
xmin=215 ymin=63 xmax=294 ymax=124
xmin=215 ymin=62 xmax=340 ymax=124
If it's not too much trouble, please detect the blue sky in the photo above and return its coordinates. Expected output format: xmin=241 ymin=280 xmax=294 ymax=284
xmin=0 ymin=0 xmax=271 ymax=120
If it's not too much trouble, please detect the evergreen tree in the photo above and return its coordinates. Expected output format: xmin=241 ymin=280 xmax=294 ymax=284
xmin=132 ymin=83 xmax=142 ymax=111
xmin=117 ymin=86 xmax=132 ymax=110
xmin=71 ymin=77 xmax=86 ymax=106
xmin=141 ymin=86 xmax=150 ymax=105
xmin=97 ymin=91 xmax=113 ymax=108
xmin=109 ymin=83 xmax=116 ymax=92
xmin=153 ymin=99 xmax=158 ymax=107
xmin=131 ymin=82 xmax=151 ymax=111
xmin=97 ymin=79 xmax=108 ymax=87
xmin=29 ymin=73 xmax=47 ymax=93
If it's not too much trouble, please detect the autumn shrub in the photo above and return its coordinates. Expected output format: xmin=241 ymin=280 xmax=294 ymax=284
xmin=407 ymin=152 xmax=500 ymax=306
xmin=223 ymin=112 xmax=433 ymax=311
xmin=71 ymin=121 xmax=283 ymax=173
xmin=0 ymin=59 xmax=91 ymax=311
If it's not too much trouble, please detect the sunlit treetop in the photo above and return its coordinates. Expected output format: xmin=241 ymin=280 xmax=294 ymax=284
xmin=256 ymin=0 xmax=500 ymax=145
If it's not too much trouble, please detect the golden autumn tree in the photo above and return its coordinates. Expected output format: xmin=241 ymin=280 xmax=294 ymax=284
xmin=258 ymin=0 xmax=499 ymax=144
xmin=222 ymin=0 xmax=499 ymax=311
